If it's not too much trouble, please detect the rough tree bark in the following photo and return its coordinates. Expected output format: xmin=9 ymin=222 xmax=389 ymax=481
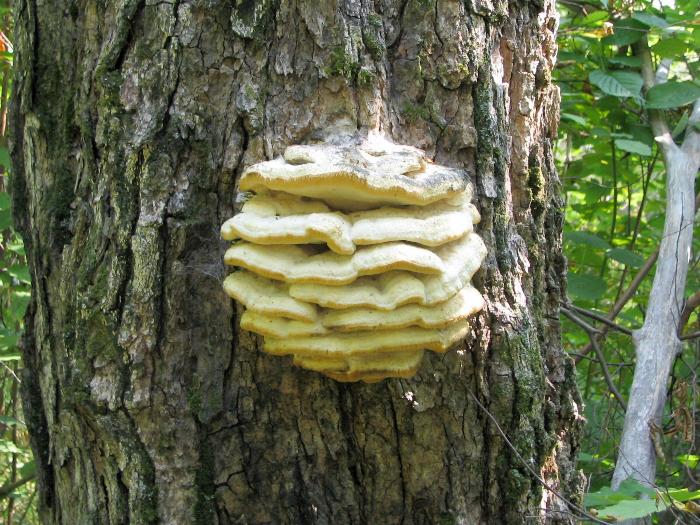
xmin=11 ymin=1 xmax=581 ymax=523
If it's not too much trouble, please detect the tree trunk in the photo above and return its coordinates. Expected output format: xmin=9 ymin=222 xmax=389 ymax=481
xmin=10 ymin=1 xmax=581 ymax=523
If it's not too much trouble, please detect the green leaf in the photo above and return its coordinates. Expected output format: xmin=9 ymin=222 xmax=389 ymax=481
xmin=0 ymin=192 xmax=10 ymax=211
xmin=631 ymin=11 xmax=668 ymax=28
xmin=560 ymin=113 xmax=588 ymax=126
xmin=652 ymin=37 xmax=689 ymax=59
xmin=0 ymin=415 xmax=22 ymax=427
xmin=564 ymin=231 xmax=611 ymax=249
xmin=607 ymin=247 xmax=645 ymax=267
xmin=18 ymin=459 xmax=36 ymax=480
xmin=586 ymin=480 xmax=656 ymax=507
xmin=578 ymin=452 xmax=596 ymax=463
xmin=597 ymin=498 xmax=665 ymax=520
xmin=567 ymin=272 xmax=607 ymax=301
xmin=0 ymin=351 xmax=21 ymax=362
xmin=0 ymin=208 xmax=11 ymax=230
xmin=603 ymin=18 xmax=648 ymax=46
xmin=676 ymin=455 xmax=699 ymax=469
xmin=0 ymin=147 xmax=10 ymax=172
xmin=0 ymin=330 xmax=19 ymax=350
xmin=0 ymin=438 xmax=24 ymax=455
xmin=628 ymin=123 xmax=654 ymax=146
xmin=614 ymin=139 xmax=652 ymax=156
xmin=663 ymin=487 xmax=700 ymax=502
xmin=608 ymin=55 xmax=642 ymax=67
xmin=645 ymin=81 xmax=700 ymax=109
xmin=583 ymin=10 xmax=609 ymax=25
xmin=10 ymin=290 xmax=31 ymax=321
xmin=672 ymin=111 xmax=689 ymax=138
xmin=8 ymin=264 xmax=31 ymax=284
xmin=689 ymin=59 xmax=700 ymax=79
xmin=585 ymin=486 xmax=628 ymax=507
xmin=617 ymin=479 xmax=656 ymax=498
xmin=589 ymin=70 xmax=643 ymax=98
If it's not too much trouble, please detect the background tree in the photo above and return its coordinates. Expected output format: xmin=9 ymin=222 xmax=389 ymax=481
xmin=10 ymin=1 xmax=582 ymax=523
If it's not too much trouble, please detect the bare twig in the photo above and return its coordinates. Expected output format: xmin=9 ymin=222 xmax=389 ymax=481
xmin=575 ymin=191 xmax=700 ymax=364
xmin=575 ymin=250 xmax=658 ymax=363
xmin=562 ymin=307 xmax=628 ymax=410
xmin=0 ymin=474 xmax=36 ymax=499
xmin=566 ymin=303 xmax=634 ymax=335
xmin=679 ymin=290 xmax=700 ymax=336
xmin=467 ymin=390 xmax=611 ymax=525
xmin=680 ymin=331 xmax=700 ymax=342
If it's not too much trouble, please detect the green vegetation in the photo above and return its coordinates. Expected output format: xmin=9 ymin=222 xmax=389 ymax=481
xmin=325 ymin=46 xmax=360 ymax=81
xmin=0 ymin=3 xmax=37 ymax=523
xmin=555 ymin=0 xmax=700 ymax=520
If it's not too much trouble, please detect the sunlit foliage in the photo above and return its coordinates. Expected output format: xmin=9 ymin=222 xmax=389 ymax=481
xmin=556 ymin=0 xmax=700 ymax=520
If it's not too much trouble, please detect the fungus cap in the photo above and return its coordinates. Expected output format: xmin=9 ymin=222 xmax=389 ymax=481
xmin=238 ymin=285 xmax=484 ymax=338
xmin=224 ymin=241 xmax=446 ymax=285
xmin=222 ymin=271 xmax=318 ymax=322
xmin=221 ymin=193 xmax=479 ymax=255
xmin=263 ymin=319 xmax=470 ymax=358
xmin=293 ymin=350 xmax=425 ymax=383
xmin=288 ymin=233 xmax=487 ymax=308
xmin=238 ymin=139 xmax=469 ymax=210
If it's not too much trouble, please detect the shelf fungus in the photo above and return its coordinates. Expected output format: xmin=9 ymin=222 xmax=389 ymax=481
xmin=222 ymin=137 xmax=486 ymax=382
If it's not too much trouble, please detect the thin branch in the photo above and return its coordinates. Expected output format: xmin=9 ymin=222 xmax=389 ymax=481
xmin=467 ymin=390 xmax=611 ymax=525
xmin=679 ymin=290 xmax=700 ymax=336
xmin=567 ymin=352 xmax=633 ymax=367
xmin=575 ymin=192 xmax=700 ymax=363
xmin=562 ymin=308 xmax=628 ymax=410
xmin=0 ymin=474 xmax=34 ymax=499
xmin=575 ymin=249 xmax=658 ymax=363
xmin=680 ymin=331 xmax=700 ymax=342
xmin=566 ymin=303 xmax=634 ymax=335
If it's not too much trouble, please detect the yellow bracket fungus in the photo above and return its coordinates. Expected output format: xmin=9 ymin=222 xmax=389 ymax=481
xmin=222 ymin=136 xmax=486 ymax=382
xmin=238 ymin=137 xmax=468 ymax=210
xmin=294 ymin=350 xmax=425 ymax=383
xmin=238 ymin=285 xmax=484 ymax=338
xmin=224 ymin=241 xmax=446 ymax=285
xmin=221 ymin=192 xmax=479 ymax=255
xmin=263 ymin=320 xmax=470 ymax=358
xmin=288 ymin=234 xmax=486 ymax=308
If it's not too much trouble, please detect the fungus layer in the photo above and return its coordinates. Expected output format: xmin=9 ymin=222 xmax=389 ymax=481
xmin=238 ymin=139 xmax=468 ymax=210
xmin=224 ymin=241 xmax=446 ymax=285
xmin=221 ymin=193 xmax=479 ymax=255
xmin=222 ymin=137 xmax=485 ymax=382
xmin=238 ymin=285 xmax=484 ymax=338
xmin=289 ymin=233 xmax=486 ymax=309
xmin=323 ymin=285 xmax=485 ymax=331
xmin=293 ymin=350 xmax=425 ymax=383
xmin=263 ymin=320 xmax=470 ymax=358
xmin=223 ymin=271 xmax=318 ymax=322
